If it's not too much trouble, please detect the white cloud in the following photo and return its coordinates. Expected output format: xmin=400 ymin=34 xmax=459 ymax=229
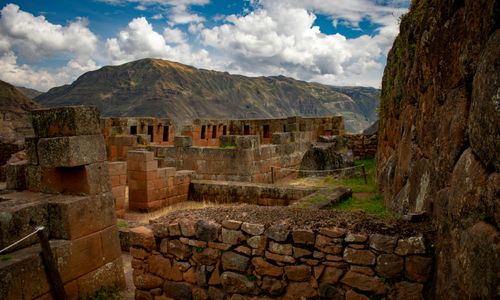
xmin=0 ymin=51 xmax=98 ymax=91
xmin=152 ymin=13 xmax=164 ymax=20
xmin=200 ymin=0 xmax=407 ymax=87
xmin=0 ymin=4 xmax=98 ymax=59
xmin=105 ymin=17 xmax=211 ymax=67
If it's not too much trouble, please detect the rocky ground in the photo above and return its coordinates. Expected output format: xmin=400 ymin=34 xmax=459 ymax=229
xmin=151 ymin=204 xmax=435 ymax=238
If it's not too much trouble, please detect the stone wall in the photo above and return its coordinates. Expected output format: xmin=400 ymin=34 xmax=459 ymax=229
xmin=109 ymin=161 xmax=127 ymax=217
xmin=0 ymin=106 xmax=125 ymax=299
xmin=127 ymin=150 xmax=194 ymax=211
xmin=151 ymin=133 xmax=311 ymax=184
xmin=0 ymin=142 xmax=23 ymax=181
xmin=376 ymin=0 xmax=499 ymax=297
xmin=345 ymin=134 xmax=377 ymax=160
xmin=129 ymin=219 xmax=433 ymax=299
xmin=188 ymin=180 xmax=318 ymax=206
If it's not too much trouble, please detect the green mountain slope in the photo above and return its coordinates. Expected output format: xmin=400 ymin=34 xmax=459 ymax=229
xmin=35 ymin=58 xmax=380 ymax=132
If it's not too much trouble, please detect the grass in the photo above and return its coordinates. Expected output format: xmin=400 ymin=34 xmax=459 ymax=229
xmin=79 ymin=287 xmax=121 ymax=300
xmin=116 ymin=219 xmax=128 ymax=228
xmin=322 ymin=159 xmax=376 ymax=193
xmin=334 ymin=194 xmax=389 ymax=218
xmin=0 ymin=255 xmax=12 ymax=262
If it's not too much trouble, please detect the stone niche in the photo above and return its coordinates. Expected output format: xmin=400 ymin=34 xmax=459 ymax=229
xmin=0 ymin=106 xmax=125 ymax=299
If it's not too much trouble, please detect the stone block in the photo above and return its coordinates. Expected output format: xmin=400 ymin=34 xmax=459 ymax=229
xmin=196 ymin=220 xmax=221 ymax=242
xmin=340 ymin=271 xmax=385 ymax=295
xmin=175 ymin=136 xmax=193 ymax=147
xmin=5 ymin=161 xmax=27 ymax=190
xmin=272 ymin=133 xmax=291 ymax=144
xmin=77 ymin=256 xmax=125 ymax=296
xmin=0 ymin=192 xmax=50 ymax=251
xmin=375 ymin=254 xmax=403 ymax=277
xmin=37 ymin=135 xmax=106 ymax=167
xmin=25 ymin=136 xmax=38 ymax=165
xmin=127 ymin=150 xmax=154 ymax=162
xmin=49 ymin=193 xmax=116 ymax=240
xmin=235 ymin=135 xmax=260 ymax=149
xmin=343 ymin=248 xmax=376 ymax=266
xmin=394 ymin=236 xmax=426 ymax=255
xmin=284 ymin=265 xmax=311 ymax=281
xmin=292 ymin=230 xmax=315 ymax=245
xmin=241 ymin=222 xmax=265 ymax=235
xmin=129 ymin=226 xmax=156 ymax=251
xmin=220 ymin=272 xmax=256 ymax=294
xmin=31 ymin=106 xmax=100 ymax=138
xmin=221 ymin=251 xmax=250 ymax=272
xmin=369 ymin=234 xmax=398 ymax=253
xmin=252 ymin=257 xmax=283 ymax=277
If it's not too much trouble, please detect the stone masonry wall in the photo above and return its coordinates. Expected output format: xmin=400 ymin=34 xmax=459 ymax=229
xmin=345 ymin=134 xmax=377 ymax=160
xmin=129 ymin=220 xmax=433 ymax=300
xmin=0 ymin=106 xmax=125 ymax=299
xmin=127 ymin=150 xmax=194 ymax=211
xmin=108 ymin=161 xmax=127 ymax=217
xmin=188 ymin=180 xmax=318 ymax=206
xmin=151 ymin=133 xmax=311 ymax=184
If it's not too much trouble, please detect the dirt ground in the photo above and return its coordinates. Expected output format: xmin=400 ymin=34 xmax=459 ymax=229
xmin=151 ymin=204 xmax=435 ymax=237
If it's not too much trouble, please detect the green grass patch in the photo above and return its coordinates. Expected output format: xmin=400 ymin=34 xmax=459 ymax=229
xmin=116 ymin=219 xmax=128 ymax=228
xmin=333 ymin=194 xmax=389 ymax=218
xmin=0 ymin=255 xmax=13 ymax=262
xmin=322 ymin=159 xmax=376 ymax=193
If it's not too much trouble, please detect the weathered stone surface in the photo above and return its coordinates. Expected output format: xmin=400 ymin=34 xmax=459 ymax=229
xmin=293 ymin=247 xmax=312 ymax=258
xmin=394 ymin=237 xmax=425 ymax=256
xmin=343 ymin=248 xmax=376 ymax=266
xmin=220 ymin=272 xmax=256 ymax=294
xmin=163 ymin=281 xmax=193 ymax=300
xmin=196 ymin=265 xmax=209 ymax=287
xmin=179 ymin=219 xmax=196 ymax=237
xmin=168 ymin=239 xmax=191 ymax=259
xmin=222 ymin=219 xmax=242 ymax=230
xmin=318 ymin=283 xmax=338 ymax=298
xmin=292 ymin=230 xmax=315 ymax=245
xmin=183 ymin=267 xmax=197 ymax=284
xmin=221 ymin=251 xmax=250 ymax=272
xmin=129 ymin=226 xmax=155 ymax=251
xmin=265 ymin=251 xmax=296 ymax=264
xmin=405 ymin=256 xmax=432 ymax=283
xmin=350 ymin=266 xmax=375 ymax=276
xmin=315 ymin=235 xmax=343 ymax=255
xmin=168 ymin=222 xmax=181 ymax=236
xmin=345 ymin=233 xmax=368 ymax=243
xmin=192 ymin=247 xmax=220 ymax=265
xmin=284 ymin=265 xmax=311 ymax=281
xmin=320 ymin=267 xmax=343 ymax=284
xmin=375 ymin=254 xmax=403 ymax=278
xmin=208 ymin=286 xmax=227 ymax=300
xmin=345 ymin=290 xmax=369 ymax=300
xmin=268 ymin=241 xmax=292 ymax=256
xmin=208 ymin=264 xmax=221 ymax=285
xmin=265 ymin=225 xmax=289 ymax=242
xmin=37 ymin=135 xmax=106 ymax=167
xmin=148 ymin=254 xmax=172 ymax=280
xmin=252 ymin=257 xmax=283 ymax=277
xmin=133 ymin=272 xmax=163 ymax=289
xmin=174 ymin=136 xmax=193 ymax=147
xmin=341 ymin=271 xmax=385 ymax=294
xmin=390 ymin=282 xmax=424 ymax=300
xmin=192 ymin=286 xmax=209 ymax=300
xmin=241 ymin=222 xmax=265 ymax=235
xmin=282 ymin=282 xmax=317 ymax=300
xmin=222 ymin=228 xmax=246 ymax=245
xmin=134 ymin=290 xmax=153 ymax=300
xmin=247 ymin=235 xmax=266 ymax=249
xmin=234 ymin=245 xmax=252 ymax=256
xmin=31 ymin=106 xmax=100 ymax=138
xmin=319 ymin=227 xmax=346 ymax=238
xmin=261 ymin=277 xmax=286 ymax=296
xmin=369 ymin=234 xmax=398 ymax=253
xmin=196 ymin=220 xmax=221 ymax=242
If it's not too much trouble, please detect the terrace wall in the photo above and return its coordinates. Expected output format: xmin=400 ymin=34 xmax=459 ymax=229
xmin=129 ymin=220 xmax=433 ymax=299
xmin=345 ymin=134 xmax=378 ymax=160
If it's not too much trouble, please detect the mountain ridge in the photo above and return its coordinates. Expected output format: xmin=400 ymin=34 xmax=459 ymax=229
xmin=35 ymin=58 xmax=380 ymax=132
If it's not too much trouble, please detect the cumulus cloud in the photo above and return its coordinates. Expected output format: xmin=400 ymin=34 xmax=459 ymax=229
xmin=200 ymin=0 xmax=406 ymax=87
xmin=0 ymin=51 xmax=98 ymax=91
xmin=105 ymin=17 xmax=211 ymax=67
xmin=0 ymin=4 xmax=98 ymax=59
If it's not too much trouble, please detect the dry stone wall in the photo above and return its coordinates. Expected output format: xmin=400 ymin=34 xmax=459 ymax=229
xmin=345 ymin=134 xmax=377 ymax=160
xmin=129 ymin=220 xmax=433 ymax=300
xmin=108 ymin=161 xmax=127 ymax=217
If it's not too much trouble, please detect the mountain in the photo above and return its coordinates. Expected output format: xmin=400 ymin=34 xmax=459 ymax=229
xmin=16 ymin=86 xmax=43 ymax=99
xmin=0 ymin=79 xmax=39 ymax=144
xmin=35 ymin=59 xmax=380 ymax=132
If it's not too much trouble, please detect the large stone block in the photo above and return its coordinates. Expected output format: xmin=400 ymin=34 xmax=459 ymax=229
xmin=272 ymin=133 xmax=291 ymax=145
xmin=0 ymin=191 xmax=50 ymax=251
xmin=5 ymin=161 xmax=27 ymax=190
xmin=37 ymin=135 xmax=106 ymax=167
xmin=31 ymin=106 xmax=100 ymax=138
xmin=48 ymin=193 xmax=116 ymax=240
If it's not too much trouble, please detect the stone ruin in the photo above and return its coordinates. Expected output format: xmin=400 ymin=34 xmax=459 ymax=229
xmin=0 ymin=106 xmax=124 ymax=299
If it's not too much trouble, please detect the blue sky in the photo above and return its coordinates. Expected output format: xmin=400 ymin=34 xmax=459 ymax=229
xmin=0 ymin=0 xmax=409 ymax=91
